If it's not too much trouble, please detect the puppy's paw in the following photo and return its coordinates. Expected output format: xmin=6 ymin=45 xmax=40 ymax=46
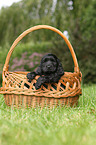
xmin=35 ymin=83 xmax=41 ymax=90
xmin=35 ymin=77 xmax=43 ymax=90
xmin=27 ymin=72 xmax=36 ymax=80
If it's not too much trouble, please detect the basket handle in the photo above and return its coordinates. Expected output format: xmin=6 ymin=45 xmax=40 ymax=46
xmin=3 ymin=25 xmax=80 ymax=73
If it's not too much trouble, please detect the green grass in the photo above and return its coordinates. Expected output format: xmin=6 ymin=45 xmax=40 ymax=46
xmin=0 ymin=85 xmax=96 ymax=145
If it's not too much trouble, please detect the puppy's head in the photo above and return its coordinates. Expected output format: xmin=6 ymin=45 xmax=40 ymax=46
xmin=40 ymin=53 xmax=58 ymax=74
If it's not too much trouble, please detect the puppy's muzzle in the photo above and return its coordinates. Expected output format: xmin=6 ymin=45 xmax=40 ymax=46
xmin=47 ymin=65 xmax=51 ymax=69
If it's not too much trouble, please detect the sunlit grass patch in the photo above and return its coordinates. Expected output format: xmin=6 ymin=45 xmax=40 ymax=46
xmin=0 ymin=85 xmax=96 ymax=145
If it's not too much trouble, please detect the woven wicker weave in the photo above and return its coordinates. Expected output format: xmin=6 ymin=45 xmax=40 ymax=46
xmin=0 ymin=25 xmax=82 ymax=108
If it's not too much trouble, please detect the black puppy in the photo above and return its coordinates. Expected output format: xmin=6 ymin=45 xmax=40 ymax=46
xmin=25 ymin=53 xmax=64 ymax=89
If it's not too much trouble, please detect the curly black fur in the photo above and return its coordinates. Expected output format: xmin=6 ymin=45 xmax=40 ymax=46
xmin=24 ymin=53 xmax=64 ymax=89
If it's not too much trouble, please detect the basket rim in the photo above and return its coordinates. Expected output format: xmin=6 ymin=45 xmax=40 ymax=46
xmin=0 ymin=71 xmax=82 ymax=98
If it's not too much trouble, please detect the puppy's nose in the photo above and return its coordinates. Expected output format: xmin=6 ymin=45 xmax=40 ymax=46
xmin=47 ymin=65 xmax=51 ymax=68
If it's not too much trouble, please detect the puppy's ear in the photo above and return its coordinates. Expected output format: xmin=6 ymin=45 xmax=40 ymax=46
xmin=56 ymin=58 xmax=64 ymax=76
xmin=36 ymin=65 xmax=42 ymax=75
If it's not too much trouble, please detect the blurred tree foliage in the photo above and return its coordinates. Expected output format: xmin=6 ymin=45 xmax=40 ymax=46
xmin=0 ymin=0 xmax=70 ymax=45
xmin=68 ymin=0 xmax=96 ymax=83
xmin=50 ymin=0 xmax=96 ymax=83
xmin=0 ymin=0 xmax=96 ymax=83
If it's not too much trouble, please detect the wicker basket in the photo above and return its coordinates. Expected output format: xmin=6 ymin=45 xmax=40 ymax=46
xmin=0 ymin=25 xmax=82 ymax=108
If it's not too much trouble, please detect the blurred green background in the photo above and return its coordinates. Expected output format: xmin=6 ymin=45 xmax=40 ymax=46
xmin=0 ymin=0 xmax=96 ymax=85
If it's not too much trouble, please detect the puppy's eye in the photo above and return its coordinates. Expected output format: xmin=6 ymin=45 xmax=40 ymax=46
xmin=50 ymin=58 xmax=55 ymax=62
xmin=44 ymin=58 xmax=48 ymax=62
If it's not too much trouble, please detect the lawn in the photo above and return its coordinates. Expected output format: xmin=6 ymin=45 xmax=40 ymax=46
xmin=0 ymin=85 xmax=96 ymax=145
